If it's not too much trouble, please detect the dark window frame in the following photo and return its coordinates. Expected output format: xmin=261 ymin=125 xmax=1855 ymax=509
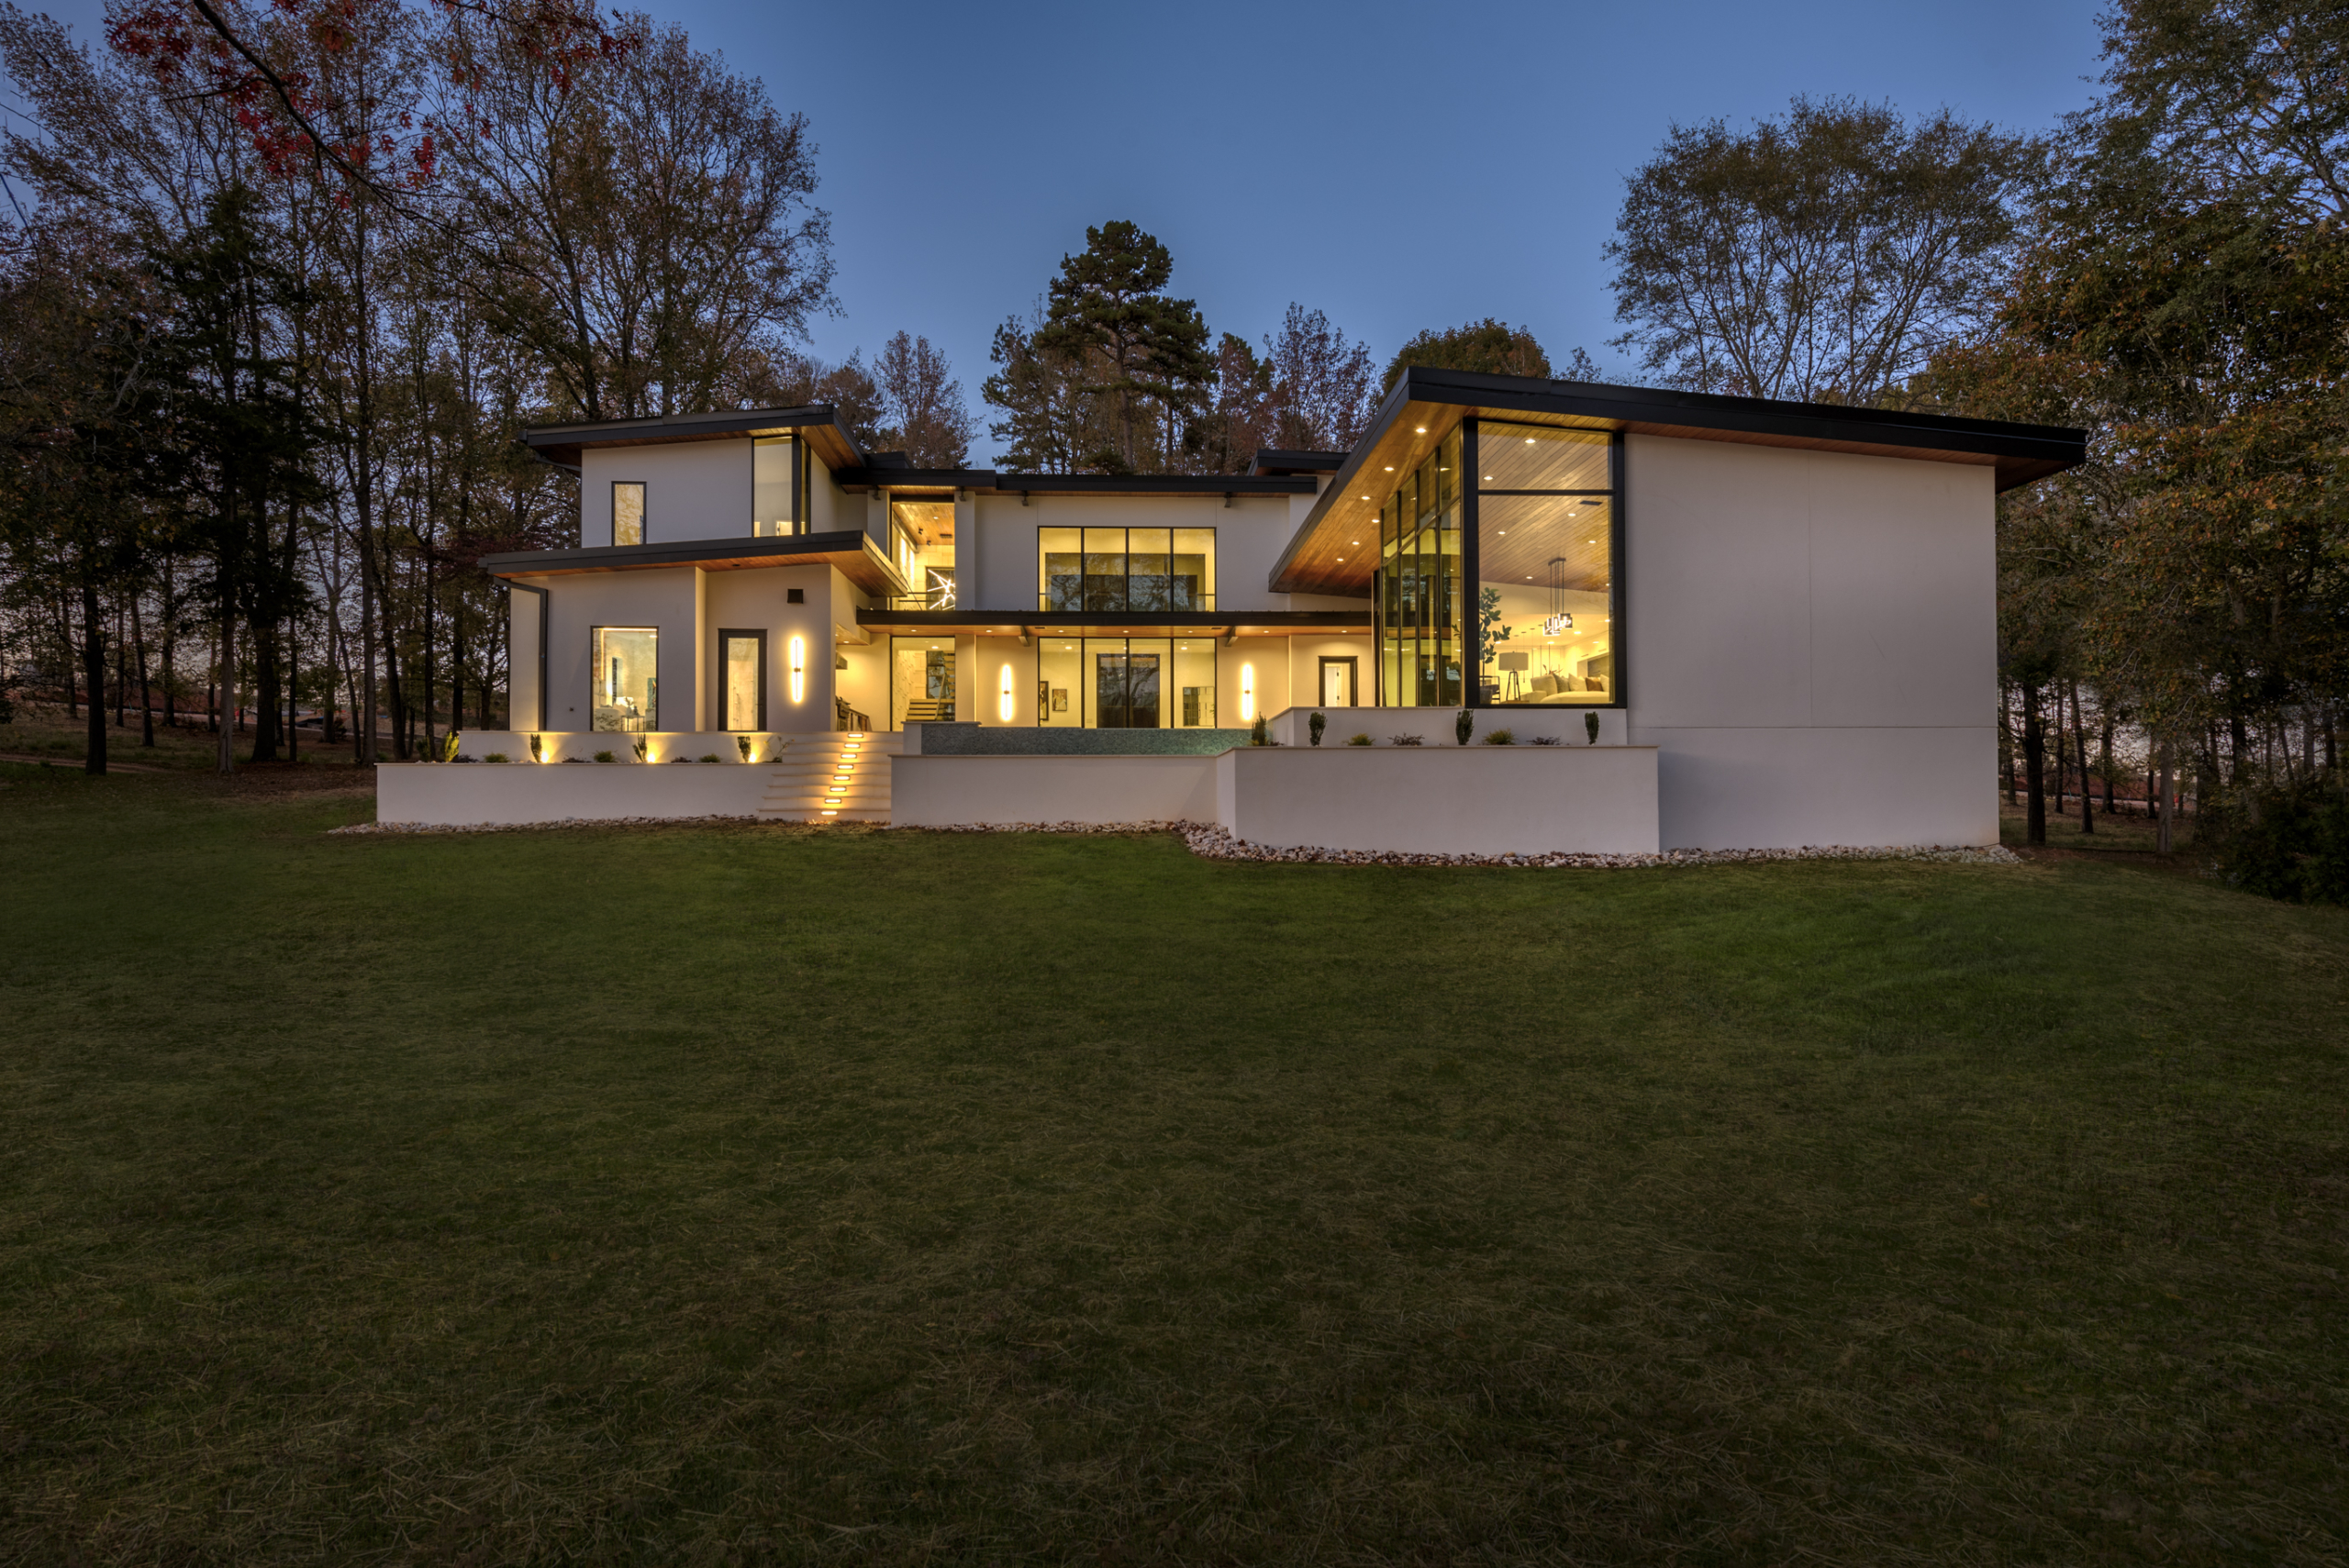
xmin=717 ymin=628 xmax=767 ymax=731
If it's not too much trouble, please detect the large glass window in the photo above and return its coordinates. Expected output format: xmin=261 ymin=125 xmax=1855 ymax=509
xmin=891 ymin=636 xmax=957 ymax=728
xmin=591 ymin=627 xmax=657 ymax=731
xmin=889 ymin=498 xmax=956 ymax=609
xmin=1375 ymin=429 xmax=1462 ymax=706
xmin=1029 ymin=636 xmax=1218 ymax=728
xmin=719 ymin=629 xmax=764 ymax=730
xmin=612 ymin=482 xmax=645 ymax=547
xmin=1039 ymin=528 xmax=1214 ymax=612
xmin=1475 ymin=423 xmax=1617 ymax=706
xmin=752 ymin=438 xmax=809 ymax=537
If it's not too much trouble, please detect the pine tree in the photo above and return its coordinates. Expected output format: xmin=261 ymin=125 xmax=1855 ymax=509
xmin=1032 ymin=221 xmax=1213 ymax=473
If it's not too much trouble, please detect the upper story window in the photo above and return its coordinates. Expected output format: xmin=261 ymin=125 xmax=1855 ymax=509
xmin=752 ymin=437 xmax=810 ymax=537
xmin=612 ymin=482 xmax=646 ymax=547
xmin=890 ymin=497 xmax=956 ymax=609
xmin=1038 ymin=528 xmax=1215 ymax=613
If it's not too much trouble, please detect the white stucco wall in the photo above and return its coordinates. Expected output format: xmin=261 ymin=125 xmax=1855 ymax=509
xmin=530 ymin=567 xmax=703 ymax=733
xmin=891 ymin=754 xmax=1221 ymax=826
xmin=1216 ymin=747 xmax=1659 ymax=855
xmin=378 ymin=761 xmax=775 ymax=824
xmin=1622 ymin=435 xmax=1998 ymax=848
xmin=964 ymin=493 xmax=1303 ymax=616
xmin=581 ymin=440 xmax=754 ymax=547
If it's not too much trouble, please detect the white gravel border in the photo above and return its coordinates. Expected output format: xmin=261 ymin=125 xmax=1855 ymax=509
xmin=334 ymin=814 xmax=2019 ymax=868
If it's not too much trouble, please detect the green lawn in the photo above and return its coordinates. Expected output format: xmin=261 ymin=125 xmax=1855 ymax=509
xmin=1 ymin=765 xmax=2343 ymax=1565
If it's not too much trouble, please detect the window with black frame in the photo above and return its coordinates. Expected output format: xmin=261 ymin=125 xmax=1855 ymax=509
xmin=1038 ymin=527 xmax=1214 ymax=612
xmin=1375 ymin=429 xmax=1462 ymax=706
xmin=1473 ymin=423 xmax=1618 ymax=706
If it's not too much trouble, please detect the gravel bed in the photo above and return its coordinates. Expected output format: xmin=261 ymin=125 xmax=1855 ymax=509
xmin=336 ymin=814 xmax=2020 ymax=868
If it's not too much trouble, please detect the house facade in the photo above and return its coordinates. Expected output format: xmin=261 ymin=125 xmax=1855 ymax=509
xmin=386 ymin=369 xmax=2082 ymax=851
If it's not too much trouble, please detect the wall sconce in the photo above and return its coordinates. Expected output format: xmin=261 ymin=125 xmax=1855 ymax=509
xmin=789 ymin=635 xmax=806 ymax=705
xmin=998 ymin=663 xmax=1014 ymax=722
xmin=1240 ymin=663 xmax=1255 ymax=723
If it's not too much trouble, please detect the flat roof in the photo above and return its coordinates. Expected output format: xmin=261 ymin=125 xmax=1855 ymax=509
xmin=479 ymin=530 xmax=901 ymax=597
xmin=1269 ymin=367 xmax=2089 ymax=596
xmin=519 ymin=406 xmax=867 ymax=473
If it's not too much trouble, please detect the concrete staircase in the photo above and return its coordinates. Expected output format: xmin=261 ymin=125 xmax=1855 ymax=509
xmin=758 ymin=732 xmax=903 ymax=823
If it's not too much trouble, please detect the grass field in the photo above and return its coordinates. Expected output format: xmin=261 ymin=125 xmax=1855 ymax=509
xmin=0 ymin=762 xmax=2342 ymax=1564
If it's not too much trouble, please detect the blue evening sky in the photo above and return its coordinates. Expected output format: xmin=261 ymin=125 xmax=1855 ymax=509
xmin=13 ymin=0 xmax=2110 ymax=462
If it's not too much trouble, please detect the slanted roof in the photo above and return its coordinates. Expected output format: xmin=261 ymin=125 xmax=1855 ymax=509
xmin=1248 ymin=450 xmax=1348 ymax=477
xmin=1268 ymin=367 xmax=2089 ymax=596
xmin=519 ymin=405 xmax=866 ymax=473
xmin=479 ymin=529 xmax=902 ymax=597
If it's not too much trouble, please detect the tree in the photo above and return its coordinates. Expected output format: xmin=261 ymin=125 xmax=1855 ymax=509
xmin=1193 ymin=331 xmax=1273 ymax=474
xmin=1264 ymin=303 xmax=1374 ymax=450
xmin=872 ymin=331 xmax=975 ymax=466
xmin=1031 ymin=220 xmax=1213 ymax=473
xmin=1609 ymin=95 xmax=2040 ymax=403
xmin=982 ymin=304 xmax=1092 ymax=474
xmin=1380 ymin=318 xmax=1550 ymax=397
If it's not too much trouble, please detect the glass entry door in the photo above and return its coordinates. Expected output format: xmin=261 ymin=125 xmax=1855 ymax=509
xmin=1095 ymin=652 xmax=1160 ymax=728
xmin=719 ymin=630 xmax=765 ymax=730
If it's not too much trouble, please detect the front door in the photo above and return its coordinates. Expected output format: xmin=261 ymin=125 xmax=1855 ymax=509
xmin=1096 ymin=652 xmax=1161 ymax=728
xmin=718 ymin=629 xmax=765 ymax=730
xmin=1319 ymin=656 xmax=1357 ymax=707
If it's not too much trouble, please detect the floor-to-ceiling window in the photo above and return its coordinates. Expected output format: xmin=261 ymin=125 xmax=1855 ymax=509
xmin=751 ymin=437 xmax=811 ymax=537
xmin=1375 ymin=429 xmax=1462 ymax=706
xmin=1031 ymin=636 xmax=1219 ymax=728
xmin=1038 ymin=528 xmax=1214 ymax=611
xmin=890 ymin=636 xmax=957 ymax=727
xmin=890 ymin=497 xmax=956 ymax=609
xmin=1474 ymin=423 xmax=1618 ymax=706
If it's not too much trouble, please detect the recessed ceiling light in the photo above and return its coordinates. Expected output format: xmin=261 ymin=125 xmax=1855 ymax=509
xmin=1524 ymin=437 xmax=1535 ymax=444
xmin=1416 ymin=426 xmax=1427 ymax=433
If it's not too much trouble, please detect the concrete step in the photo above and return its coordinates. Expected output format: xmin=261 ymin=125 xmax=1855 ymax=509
xmin=757 ymin=732 xmax=900 ymax=822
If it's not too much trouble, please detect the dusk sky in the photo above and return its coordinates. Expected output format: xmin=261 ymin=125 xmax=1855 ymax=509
xmin=13 ymin=0 xmax=2111 ymax=461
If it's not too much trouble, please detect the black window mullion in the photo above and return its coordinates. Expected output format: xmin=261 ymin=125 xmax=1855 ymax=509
xmin=1462 ymin=419 xmax=1482 ymax=708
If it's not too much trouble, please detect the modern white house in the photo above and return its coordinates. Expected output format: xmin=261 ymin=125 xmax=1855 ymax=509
xmin=381 ymin=368 xmax=2083 ymax=853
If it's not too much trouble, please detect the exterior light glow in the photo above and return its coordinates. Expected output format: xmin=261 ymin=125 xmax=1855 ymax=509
xmin=788 ymin=636 xmax=806 ymax=704
xmin=998 ymin=662 xmax=1014 ymax=721
xmin=1240 ymin=663 xmax=1255 ymax=722
xmin=1383 ymin=466 xmax=1394 ymax=472
xmin=1415 ymin=426 xmax=1427 ymax=433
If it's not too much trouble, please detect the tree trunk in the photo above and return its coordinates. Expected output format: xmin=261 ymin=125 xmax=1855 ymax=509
xmin=161 ymin=559 xmax=177 ymax=731
xmin=114 ymin=602 xmax=127 ymax=728
xmin=285 ymin=610 xmax=298 ymax=764
xmin=81 ymin=580 xmax=106 ymax=776
xmin=216 ymin=612 xmax=235 ymax=774
xmin=2156 ymin=744 xmax=2174 ymax=854
xmin=250 ymin=617 xmax=282 ymax=763
xmin=2100 ymin=717 xmax=2115 ymax=814
xmin=2071 ymin=682 xmax=2093 ymax=835
xmin=132 ymin=594 xmax=154 ymax=748
xmin=2021 ymin=681 xmax=2045 ymax=846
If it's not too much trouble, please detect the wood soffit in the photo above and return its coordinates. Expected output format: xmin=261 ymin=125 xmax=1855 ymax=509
xmin=483 ymin=531 xmax=902 ymax=596
xmin=1268 ymin=399 xmax=2081 ymax=597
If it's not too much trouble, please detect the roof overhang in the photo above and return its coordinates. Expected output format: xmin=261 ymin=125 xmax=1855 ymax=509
xmin=481 ymin=530 xmax=903 ymax=597
xmin=1268 ymin=368 xmax=2089 ymax=596
xmin=519 ymin=406 xmax=865 ymax=473
xmin=858 ymin=608 xmax=1370 ymax=639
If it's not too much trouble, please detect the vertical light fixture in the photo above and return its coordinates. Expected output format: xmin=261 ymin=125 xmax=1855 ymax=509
xmin=1240 ymin=662 xmax=1255 ymax=722
xmin=997 ymin=662 xmax=1014 ymax=722
xmin=789 ymin=636 xmax=806 ymax=705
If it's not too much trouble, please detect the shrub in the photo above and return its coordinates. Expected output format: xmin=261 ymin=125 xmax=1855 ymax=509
xmin=699 ymin=753 xmax=721 ymax=763
xmin=1250 ymin=714 xmax=1268 ymax=747
xmin=1390 ymin=734 xmax=1423 ymax=746
xmin=1481 ymin=728 xmax=1515 ymax=745
xmin=563 ymin=757 xmax=585 ymax=763
xmin=669 ymin=756 xmax=692 ymax=763
xmin=2203 ymin=783 xmax=2349 ymax=904
xmin=1455 ymin=709 xmax=1474 ymax=745
xmin=1585 ymin=711 xmax=1600 ymax=744
xmin=1308 ymin=711 xmax=1326 ymax=747
xmin=528 ymin=734 xmax=543 ymax=762
xmin=630 ymin=736 xmax=649 ymax=762
xmin=1530 ymin=735 xmax=1562 ymax=746
xmin=594 ymin=750 xmax=616 ymax=763
xmin=737 ymin=736 xmax=753 ymax=762
xmin=1347 ymin=733 xmax=1373 ymax=746
xmin=484 ymin=752 xmax=509 ymax=763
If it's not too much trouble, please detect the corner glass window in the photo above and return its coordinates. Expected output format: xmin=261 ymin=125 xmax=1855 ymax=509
xmin=591 ymin=627 xmax=657 ymax=731
xmin=1038 ymin=527 xmax=1213 ymax=612
xmin=1475 ymin=423 xmax=1616 ymax=706
xmin=1375 ymin=428 xmax=1462 ymax=706
xmin=612 ymin=482 xmax=645 ymax=547
xmin=752 ymin=438 xmax=806 ymax=538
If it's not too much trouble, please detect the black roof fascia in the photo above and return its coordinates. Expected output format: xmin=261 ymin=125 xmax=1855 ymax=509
xmin=1386 ymin=367 xmax=2087 ymax=468
xmin=517 ymin=405 xmax=866 ymax=472
xmin=480 ymin=529 xmax=876 ymax=575
xmin=834 ymin=467 xmax=998 ymax=491
xmin=1249 ymin=450 xmax=1348 ymax=476
xmin=860 ymin=608 xmax=1367 ymax=630
xmin=996 ymin=474 xmax=1314 ymax=496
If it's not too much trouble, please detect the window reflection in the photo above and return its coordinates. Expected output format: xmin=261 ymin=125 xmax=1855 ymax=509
xmin=591 ymin=627 xmax=657 ymax=731
xmin=612 ymin=482 xmax=645 ymax=547
xmin=1477 ymin=424 xmax=1615 ymax=706
xmin=1039 ymin=528 xmax=1213 ymax=611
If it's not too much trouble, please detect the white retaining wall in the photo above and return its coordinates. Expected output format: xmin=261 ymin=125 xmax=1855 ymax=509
xmin=376 ymin=761 xmax=775 ymax=825
xmin=1216 ymin=747 xmax=1658 ymax=855
xmin=891 ymin=754 xmax=1220 ymax=827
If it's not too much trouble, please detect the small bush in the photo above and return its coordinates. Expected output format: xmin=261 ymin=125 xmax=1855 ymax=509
xmin=1390 ymin=734 xmax=1423 ymax=747
xmin=1481 ymin=728 xmax=1516 ymax=746
xmin=484 ymin=752 xmax=509 ymax=763
xmin=2203 ymin=782 xmax=2349 ymax=904
xmin=699 ymin=753 xmax=720 ymax=763
xmin=1347 ymin=733 xmax=1373 ymax=747
xmin=563 ymin=757 xmax=585 ymax=763
xmin=1455 ymin=709 xmax=1474 ymax=745
xmin=594 ymin=750 xmax=616 ymax=763
xmin=737 ymin=736 xmax=753 ymax=762
xmin=669 ymin=756 xmax=692 ymax=763
xmin=1250 ymin=714 xmax=1268 ymax=747
xmin=1308 ymin=711 xmax=1326 ymax=747
xmin=1585 ymin=711 xmax=1600 ymax=744
xmin=1530 ymin=735 xmax=1562 ymax=747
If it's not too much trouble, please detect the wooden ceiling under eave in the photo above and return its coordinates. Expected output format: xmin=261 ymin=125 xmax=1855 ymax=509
xmin=1271 ymin=402 xmax=2042 ymax=598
